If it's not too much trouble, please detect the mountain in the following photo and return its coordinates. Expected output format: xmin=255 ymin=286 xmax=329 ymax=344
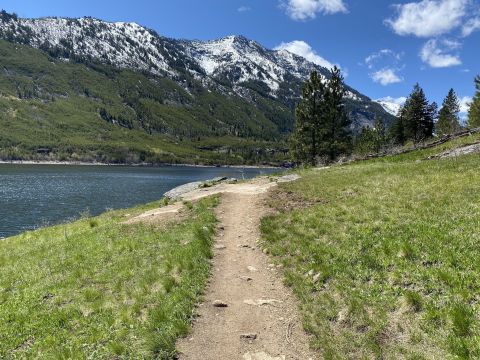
xmin=0 ymin=11 xmax=395 ymax=164
xmin=374 ymin=97 xmax=406 ymax=116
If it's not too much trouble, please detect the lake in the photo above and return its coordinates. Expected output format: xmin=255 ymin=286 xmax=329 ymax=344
xmin=0 ymin=164 xmax=279 ymax=238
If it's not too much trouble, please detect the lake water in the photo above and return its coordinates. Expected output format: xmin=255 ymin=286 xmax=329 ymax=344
xmin=0 ymin=164 xmax=279 ymax=238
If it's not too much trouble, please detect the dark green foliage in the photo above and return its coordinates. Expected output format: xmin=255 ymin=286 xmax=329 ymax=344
xmin=290 ymin=71 xmax=325 ymax=165
xmin=390 ymin=84 xmax=436 ymax=145
xmin=436 ymin=88 xmax=461 ymax=136
xmin=467 ymin=76 xmax=480 ymax=128
xmin=290 ymin=67 xmax=352 ymax=165
xmin=354 ymin=118 xmax=387 ymax=155
xmin=323 ymin=67 xmax=352 ymax=160
xmin=403 ymin=84 xmax=436 ymax=143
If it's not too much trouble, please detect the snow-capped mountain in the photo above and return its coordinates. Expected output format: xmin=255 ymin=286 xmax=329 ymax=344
xmin=0 ymin=12 xmax=394 ymax=129
xmin=374 ymin=97 xmax=407 ymax=116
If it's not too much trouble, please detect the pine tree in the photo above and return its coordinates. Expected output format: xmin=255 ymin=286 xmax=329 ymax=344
xmin=354 ymin=118 xmax=386 ymax=155
xmin=290 ymin=71 xmax=325 ymax=165
xmin=436 ymin=88 xmax=461 ymax=136
xmin=322 ymin=66 xmax=352 ymax=161
xmin=468 ymin=76 xmax=480 ymax=128
xmin=402 ymin=84 xmax=436 ymax=143
xmin=290 ymin=67 xmax=351 ymax=165
xmin=389 ymin=106 xmax=407 ymax=145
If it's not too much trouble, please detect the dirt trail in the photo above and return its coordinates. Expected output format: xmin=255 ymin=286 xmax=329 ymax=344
xmin=130 ymin=176 xmax=316 ymax=359
xmin=178 ymin=177 xmax=315 ymax=360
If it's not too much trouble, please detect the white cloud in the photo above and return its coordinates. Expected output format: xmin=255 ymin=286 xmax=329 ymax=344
xmin=462 ymin=15 xmax=480 ymax=36
xmin=386 ymin=0 xmax=469 ymax=37
xmin=281 ymin=0 xmax=348 ymax=21
xmin=237 ymin=6 xmax=251 ymax=12
xmin=420 ymin=38 xmax=462 ymax=67
xmin=371 ymin=68 xmax=403 ymax=85
xmin=459 ymin=96 xmax=472 ymax=113
xmin=274 ymin=40 xmax=336 ymax=69
xmin=365 ymin=49 xmax=401 ymax=69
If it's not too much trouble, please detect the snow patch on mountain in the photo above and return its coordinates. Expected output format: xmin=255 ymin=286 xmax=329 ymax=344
xmin=374 ymin=96 xmax=406 ymax=116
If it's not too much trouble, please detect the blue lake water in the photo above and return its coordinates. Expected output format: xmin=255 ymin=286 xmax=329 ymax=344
xmin=0 ymin=164 xmax=279 ymax=238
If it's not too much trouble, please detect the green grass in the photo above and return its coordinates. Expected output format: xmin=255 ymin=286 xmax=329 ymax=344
xmin=261 ymin=150 xmax=480 ymax=359
xmin=0 ymin=196 xmax=219 ymax=359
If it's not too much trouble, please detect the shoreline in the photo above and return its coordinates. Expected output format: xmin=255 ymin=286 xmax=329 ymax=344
xmin=0 ymin=160 xmax=284 ymax=169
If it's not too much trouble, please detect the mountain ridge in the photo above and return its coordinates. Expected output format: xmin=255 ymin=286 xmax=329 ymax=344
xmin=0 ymin=11 xmax=395 ymax=164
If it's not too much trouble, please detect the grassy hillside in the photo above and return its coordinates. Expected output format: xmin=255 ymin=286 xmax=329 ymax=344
xmin=0 ymin=40 xmax=289 ymax=165
xmin=0 ymin=196 xmax=218 ymax=358
xmin=261 ymin=137 xmax=480 ymax=359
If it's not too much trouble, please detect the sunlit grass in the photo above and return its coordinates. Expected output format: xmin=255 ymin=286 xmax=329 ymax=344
xmin=261 ymin=152 xmax=480 ymax=359
xmin=0 ymin=196 xmax=219 ymax=359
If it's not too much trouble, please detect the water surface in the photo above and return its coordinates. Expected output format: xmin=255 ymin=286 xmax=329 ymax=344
xmin=0 ymin=164 xmax=278 ymax=238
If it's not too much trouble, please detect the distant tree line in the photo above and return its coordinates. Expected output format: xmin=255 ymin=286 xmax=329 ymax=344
xmin=291 ymin=72 xmax=480 ymax=164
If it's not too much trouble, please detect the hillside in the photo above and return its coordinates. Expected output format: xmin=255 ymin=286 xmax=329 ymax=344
xmin=0 ymin=12 xmax=394 ymax=164
xmin=262 ymin=133 xmax=480 ymax=358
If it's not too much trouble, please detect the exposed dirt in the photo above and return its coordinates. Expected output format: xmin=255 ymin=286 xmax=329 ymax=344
xmin=174 ymin=176 xmax=315 ymax=360
xmin=130 ymin=176 xmax=316 ymax=359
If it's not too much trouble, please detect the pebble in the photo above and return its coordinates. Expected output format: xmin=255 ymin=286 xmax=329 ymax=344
xmin=215 ymin=244 xmax=227 ymax=250
xmin=240 ymin=333 xmax=258 ymax=341
xmin=212 ymin=300 xmax=228 ymax=307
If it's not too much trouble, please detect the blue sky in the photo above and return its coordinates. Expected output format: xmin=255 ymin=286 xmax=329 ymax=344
xmin=2 ymin=0 xmax=479 ymax=112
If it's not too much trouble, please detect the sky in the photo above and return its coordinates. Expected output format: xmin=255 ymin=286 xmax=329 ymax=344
xmin=2 ymin=0 xmax=479 ymax=113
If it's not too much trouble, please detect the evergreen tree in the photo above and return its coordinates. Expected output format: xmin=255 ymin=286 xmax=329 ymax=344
xmin=436 ymin=88 xmax=461 ymax=136
xmin=468 ymin=76 xmax=480 ymax=128
xmin=402 ymin=84 xmax=436 ymax=143
xmin=354 ymin=118 xmax=386 ymax=155
xmin=290 ymin=71 xmax=325 ymax=165
xmin=389 ymin=106 xmax=407 ymax=145
xmin=290 ymin=67 xmax=351 ymax=165
xmin=323 ymin=66 xmax=352 ymax=160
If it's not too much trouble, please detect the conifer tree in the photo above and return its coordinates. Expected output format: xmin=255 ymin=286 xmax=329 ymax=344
xmin=436 ymin=88 xmax=461 ymax=136
xmin=402 ymin=84 xmax=436 ymax=143
xmin=389 ymin=106 xmax=407 ymax=145
xmin=290 ymin=67 xmax=351 ymax=165
xmin=468 ymin=76 xmax=480 ymax=128
xmin=290 ymin=71 xmax=325 ymax=165
xmin=323 ymin=66 xmax=352 ymax=160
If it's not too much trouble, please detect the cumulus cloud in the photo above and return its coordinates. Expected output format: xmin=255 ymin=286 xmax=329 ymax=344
xmin=420 ymin=38 xmax=462 ymax=67
xmin=281 ymin=0 xmax=348 ymax=21
xmin=462 ymin=15 xmax=480 ymax=36
xmin=459 ymin=96 xmax=472 ymax=113
xmin=385 ymin=0 xmax=469 ymax=37
xmin=237 ymin=6 xmax=251 ymax=12
xmin=371 ymin=68 xmax=403 ymax=85
xmin=274 ymin=40 xmax=336 ymax=69
xmin=365 ymin=49 xmax=404 ymax=85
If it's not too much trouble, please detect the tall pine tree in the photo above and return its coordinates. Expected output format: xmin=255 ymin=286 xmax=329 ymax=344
xmin=436 ymin=88 xmax=461 ymax=136
xmin=468 ymin=76 xmax=480 ymax=128
xmin=402 ymin=84 xmax=436 ymax=143
xmin=323 ymin=66 xmax=352 ymax=160
xmin=290 ymin=67 xmax=351 ymax=165
xmin=290 ymin=71 xmax=325 ymax=165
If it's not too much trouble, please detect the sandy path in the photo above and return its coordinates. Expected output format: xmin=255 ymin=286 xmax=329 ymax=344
xmin=174 ymin=177 xmax=316 ymax=360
